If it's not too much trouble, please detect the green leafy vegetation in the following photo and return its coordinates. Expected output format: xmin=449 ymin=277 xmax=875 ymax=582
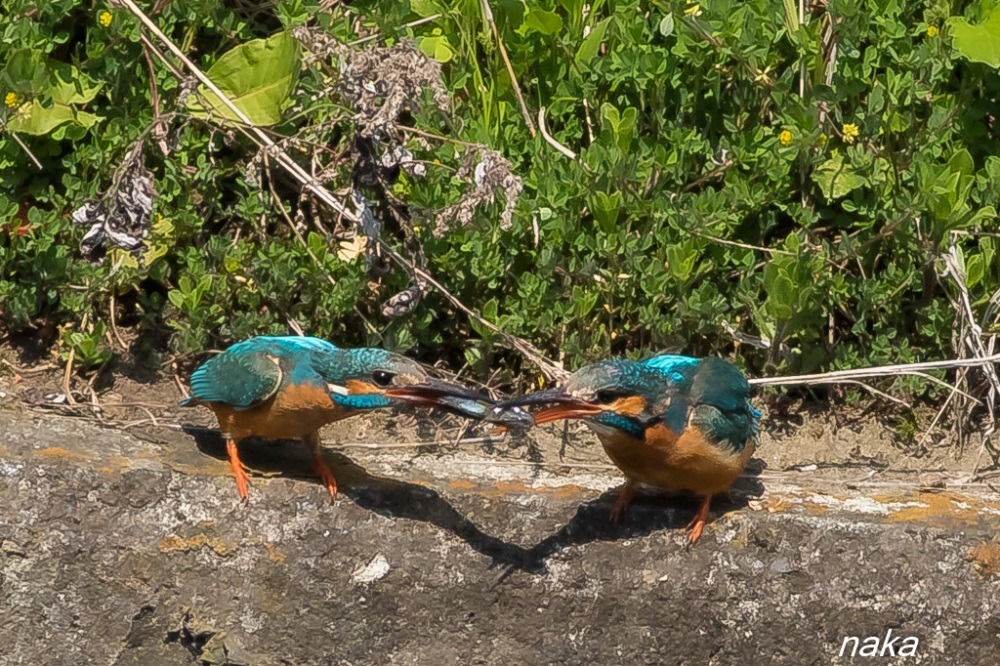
xmin=1 ymin=0 xmax=998 ymax=395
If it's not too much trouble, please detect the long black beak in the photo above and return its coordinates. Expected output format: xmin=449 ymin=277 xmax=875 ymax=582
xmin=495 ymin=388 xmax=603 ymax=425
xmin=385 ymin=379 xmax=533 ymax=429
xmin=385 ymin=377 xmax=486 ymax=403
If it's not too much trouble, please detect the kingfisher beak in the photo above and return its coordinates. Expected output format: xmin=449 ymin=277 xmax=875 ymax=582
xmin=385 ymin=378 xmax=484 ymax=406
xmin=497 ymin=389 xmax=603 ymax=425
xmin=385 ymin=379 xmax=531 ymax=429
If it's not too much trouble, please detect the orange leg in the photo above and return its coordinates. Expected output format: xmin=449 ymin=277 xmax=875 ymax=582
xmin=610 ymin=478 xmax=637 ymax=523
xmin=685 ymin=494 xmax=713 ymax=545
xmin=226 ymin=437 xmax=251 ymax=503
xmin=304 ymin=431 xmax=337 ymax=498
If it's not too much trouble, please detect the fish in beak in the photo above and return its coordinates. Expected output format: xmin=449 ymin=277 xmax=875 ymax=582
xmin=385 ymin=379 xmax=533 ymax=429
xmin=494 ymin=388 xmax=604 ymax=426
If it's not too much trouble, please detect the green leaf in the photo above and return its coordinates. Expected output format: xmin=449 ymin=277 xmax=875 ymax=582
xmin=588 ymin=191 xmax=621 ymax=231
xmin=187 ymin=31 xmax=301 ymax=126
xmin=948 ymin=8 xmax=1000 ymax=67
xmin=7 ymin=100 xmax=75 ymax=135
xmin=615 ymin=107 xmax=637 ymax=151
xmin=519 ymin=9 xmax=563 ymax=36
xmin=418 ymin=35 xmax=454 ymax=63
xmin=966 ymin=254 xmax=985 ymax=288
xmin=571 ymin=285 xmax=598 ymax=318
xmin=812 ymin=152 xmax=866 ymax=200
xmin=2 ymin=49 xmax=49 ymax=93
xmin=666 ymin=242 xmax=698 ymax=282
xmin=764 ymin=269 xmax=795 ymax=319
xmin=576 ymin=18 xmax=611 ymax=66
xmin=658 ymin=14 xmax=675 ymax=37
xmin=411 ymin=0 xmax=441 ymax=18
xmin=49 ymin=62 xmax=102 ymax=105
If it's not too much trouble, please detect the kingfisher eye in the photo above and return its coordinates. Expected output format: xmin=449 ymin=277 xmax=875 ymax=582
xmin=594 ymin=389 xmax=625 ymax=404
xmin=372 ymin=370 xmax=395 ymax=387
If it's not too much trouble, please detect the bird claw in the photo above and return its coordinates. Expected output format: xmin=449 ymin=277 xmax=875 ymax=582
xmin=311 ymin=456 xmax=338 ymax=499
xmin=609 ymin=481 xmax=636 ymax=523
xmin=684 ymin=496 xmax=712 ymax=545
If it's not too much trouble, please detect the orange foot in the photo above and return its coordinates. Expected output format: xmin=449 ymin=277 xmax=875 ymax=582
xmin=610 ymin=479 xmax=636 ymax=523
xmin=304 ymin=432 xmax=337 ymax=498
xmin=226 ymin=438 xmax=251 ymax=503
xmin=685 ymin=495 xmax=713 ymax=545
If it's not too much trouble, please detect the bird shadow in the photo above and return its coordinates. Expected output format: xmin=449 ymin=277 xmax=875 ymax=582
xmin=497 ymin=457 xmax=768 ymax=580
xmin=184 ymin=426 xmax=546 ymax=573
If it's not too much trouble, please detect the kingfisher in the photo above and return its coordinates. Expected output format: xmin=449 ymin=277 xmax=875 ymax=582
xmin=498 ymin=355 xmax=760 ymax=544
xmin=182 ymin=336 xmax=529 ymax=502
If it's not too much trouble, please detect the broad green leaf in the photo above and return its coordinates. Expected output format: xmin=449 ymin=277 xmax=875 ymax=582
xmin=600 ymin=102 xmax=619 ymax=129
xmin=519 ymin=9 xmax=563 ymax=36
xmin=187 ymin=31 xmax=300 ymax=126
xmin=658 ymin=14 xmax=675 ymax=37
xmin=615 ymin=107 xmax=637 ymax=151
xmin=666 ymin=242 xmax=699 ymax=282
xmin=764 ymin=272 xmax=795 ymax=319
xmin=2 ymin=49 xmax=49 ymax=93
xmin=7 ymin=100 xmax=75 ymax=135
xmin=947 ymin=148 xmax=974 ymax=177
xmin=588 ymin=191 xmax=621 ymax=230
xmin=73 ymin=109 xmax=101 ymax=129
xmin=49 ymin=62 xmax=103 ymax=105
xmin=411 ymin=0 xmax=441 ymax=18
xmin=948 ymin=9 xmax=1000 ymax=67
xmin=482 ymin=298 xmax=498 ymax=323
xmin=576 ymin=18 xmax=611 ymax=66
xmin=418 ymin=35 xmax=454 ymax=63
xmin=812 ymin=152 xmax=866 ymax=200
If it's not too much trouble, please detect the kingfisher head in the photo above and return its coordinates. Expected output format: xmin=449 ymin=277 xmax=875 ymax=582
xmin=316 ymin=348 xmax=532 ymax=428
xmin=496 ymin=358 xmax=681 ymax=438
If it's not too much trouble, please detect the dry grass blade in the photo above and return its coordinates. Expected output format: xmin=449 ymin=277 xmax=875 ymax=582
xmin=749 ymin=354 xmax=1000 ymax=387
xmin=538 ymin=106 xmax=577 ymax=160
xmin=940 ymin=232 xmax=1000 ymax=474
xmin=481 ymin=0 xmax=536 ymax=137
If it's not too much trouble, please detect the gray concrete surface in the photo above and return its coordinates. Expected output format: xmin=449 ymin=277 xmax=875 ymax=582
xmin=1 ymin=407 xmax=998 ymax=665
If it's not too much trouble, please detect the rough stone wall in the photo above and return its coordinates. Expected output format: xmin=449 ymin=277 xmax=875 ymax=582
xmin=1 ymin=409 xmax=998 ymax=665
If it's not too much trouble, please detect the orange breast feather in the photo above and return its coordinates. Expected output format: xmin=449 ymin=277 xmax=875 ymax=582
xmin=598 ymin=423 xmax=753 ymax=496
xmin=211 ymin=382 xmax=350 ymax=440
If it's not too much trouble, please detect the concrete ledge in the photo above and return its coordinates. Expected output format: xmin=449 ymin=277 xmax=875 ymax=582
xmin=1 ymin=409 xmax=998 ymax=664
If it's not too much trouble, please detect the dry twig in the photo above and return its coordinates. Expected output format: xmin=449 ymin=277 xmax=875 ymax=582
xmin=480 ymin=0 xmax=536 ymax=137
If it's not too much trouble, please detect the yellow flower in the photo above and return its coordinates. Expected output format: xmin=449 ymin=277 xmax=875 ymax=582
xmin=4 ymin=92 xmax=18 ymax=108
xmin=926 ymin=25 xmax=939 ymax=38
xmin=818 ymin=133 xmax=828 ymax=146
xmin=842 ymin=123 xmax=860 ymax=144
xmin=684 ymin=3 xmax=702 ymax=17
xmin=778 ymin=130 xmax=793 ymax=146
xmin=99 ymin=11 xmax=112 ymax=27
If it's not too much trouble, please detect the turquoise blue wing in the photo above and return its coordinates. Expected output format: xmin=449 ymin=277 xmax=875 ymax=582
xmin=642 ymin=355 xmax=759 ymax=448
xmin=186 ymin=338 xmax=293 ymax=409
xmin=687 ymin=357 xmax=760 ymax=451
xmin=688 ymin=357 xmax=751 ymax=412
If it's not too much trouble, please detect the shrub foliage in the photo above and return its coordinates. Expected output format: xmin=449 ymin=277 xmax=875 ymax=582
xmin=1 ymin=0 xmax=999 ymax=392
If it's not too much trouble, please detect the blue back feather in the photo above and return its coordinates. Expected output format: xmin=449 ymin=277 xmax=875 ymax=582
xmin=591 ymin=354 xmax=760 ymax=452
xmin=185 ymin=336 xmax=339 ymax=409
xmin=641 ymin=354 xmax=700 ymax=381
